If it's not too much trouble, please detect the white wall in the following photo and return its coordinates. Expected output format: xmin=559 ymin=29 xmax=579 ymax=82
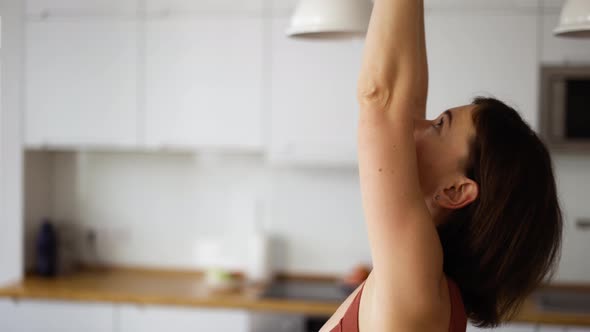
xmin=24 ymin=151 xmax=370 ymax=275
xmin=0 ymin=0 xmax=24 ymax=285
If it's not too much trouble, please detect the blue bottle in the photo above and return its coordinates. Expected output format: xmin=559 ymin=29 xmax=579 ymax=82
xmin=36 ymin=219 xmax=58 ymax=277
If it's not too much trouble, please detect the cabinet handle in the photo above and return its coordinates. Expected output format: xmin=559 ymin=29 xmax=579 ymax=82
xmin=40 ymin=9 xmax=50 ymax=19
xmin=576 ymin=219 xmax=590 ymax=230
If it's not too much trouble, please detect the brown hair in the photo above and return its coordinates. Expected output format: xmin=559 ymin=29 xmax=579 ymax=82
xmin=437 ymin=97 xmax=563 ymax=327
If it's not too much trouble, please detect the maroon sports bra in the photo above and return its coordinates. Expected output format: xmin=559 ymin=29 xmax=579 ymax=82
xmin=329 ymin=277 xmax=467 ymax=332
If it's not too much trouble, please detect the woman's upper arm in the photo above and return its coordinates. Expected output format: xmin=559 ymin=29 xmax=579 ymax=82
xmin=357 ymin=106 xmax=445 ymax=318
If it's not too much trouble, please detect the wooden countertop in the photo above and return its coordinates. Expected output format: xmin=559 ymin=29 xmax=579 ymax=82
xmin=0 ymin=267 xmax=589 ymax=327
xmin=0 ymin=267 xmax=339 ymax=316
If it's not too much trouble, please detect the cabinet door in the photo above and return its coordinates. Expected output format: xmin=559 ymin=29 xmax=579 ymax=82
xmin=425 ymin=12 xmax=538 ymax=131
xmin=539 ymin=325 xmax=567 ymax=332
xmin=119 ymin=305 xmax=249 ymax=332
xmin=541 ymin=12 xmax=590 ymax=63
xmin=0 ymin=0 xmax=24 ymax=286
xmin=25 ymin=20 xmax=138 ymax=148
xmin=0 ymin=300 xmax=114 ymax=332
xmin=27 ymin=0 xmax=138 ymax=16
xmin=425 ymin=0 xmax=538 ymax=10
xmin=144 ymin=18 xmax=263 ymax=150
xmin=269 ymin=18 xmax=363 ymax=166
xmin=467 ymin=323 xmax=536 ymax=331
xmin=0 ymin=299 xmax=18 ymax=331
xmin=145 ymin=0 xmax=263 ymax=14
xmin=249 ymin=312 xmax=305 ymax=332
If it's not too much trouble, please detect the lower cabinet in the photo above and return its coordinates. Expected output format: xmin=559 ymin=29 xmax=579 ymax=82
xmin=467 ymin=323 xmax=590 ymax=332
xmin=538 ymin=325 xmax=567 ymax=332
xmin=249 ymin=312 xmax=305 ymax=332
xmin=118 ymin=304 xmax=250 ymax=332
xmin=468 ymin=323 xmax=536 ymax=331
xmin=0 ymin=298 xmax=114 ymax=332
xmin=0 ymin=298 xmax=588 ymax=332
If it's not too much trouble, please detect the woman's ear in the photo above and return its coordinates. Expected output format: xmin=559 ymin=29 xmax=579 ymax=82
xmin=434 ymin=177 xmax=479 ymax=210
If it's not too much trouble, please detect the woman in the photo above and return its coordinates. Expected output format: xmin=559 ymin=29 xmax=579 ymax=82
xmin=319 ymin=0 xmax=562 ymax=331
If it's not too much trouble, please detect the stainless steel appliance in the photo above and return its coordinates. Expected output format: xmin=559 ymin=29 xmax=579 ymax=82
xmin=250 ymin=280 xmax=354 ymax=332
xmin=540 ymin=65 xmax=590 ymax=151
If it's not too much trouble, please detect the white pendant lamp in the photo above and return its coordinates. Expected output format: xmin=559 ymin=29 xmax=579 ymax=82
xmin=287 ymin=0 xmax=372 ymax=37
xmin=554 ymin=0 xmax=590 ymax=38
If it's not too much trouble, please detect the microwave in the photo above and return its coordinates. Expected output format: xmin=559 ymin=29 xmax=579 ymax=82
xmin=540 ymin=66 xmax=590 ymax=151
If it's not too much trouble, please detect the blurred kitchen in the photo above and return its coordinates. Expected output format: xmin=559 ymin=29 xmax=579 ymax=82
xmin=1 ymin=0 xmax=590 ymax=331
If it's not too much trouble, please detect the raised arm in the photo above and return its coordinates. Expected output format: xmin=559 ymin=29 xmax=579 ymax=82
xmin=357 ymin=1 xmax=445 ymax=331
xmin=358 ymin=0 xmax=428 ymax=118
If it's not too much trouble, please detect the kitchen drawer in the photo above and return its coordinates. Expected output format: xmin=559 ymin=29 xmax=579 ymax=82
xmin=0 ymin=299 xmax=114 ymax=332
xmin=119 ymin=304 xmax=249 ymax=332
xmin=250 ymin=312 xmax=305 ymax=332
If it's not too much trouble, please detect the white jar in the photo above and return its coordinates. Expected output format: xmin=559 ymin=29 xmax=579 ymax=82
xmin=245 ymin=231 xmax=271 ymax=284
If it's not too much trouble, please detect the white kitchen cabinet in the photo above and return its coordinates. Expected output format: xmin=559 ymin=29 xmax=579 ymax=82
xmin=27 ymin=0 xmax=138 ymax=17
xmin=539 ymin=325 xmax=567 ymax=332
xmin=144 ymin=17 xmax=263 ymax=151
xmin=0 ymin=299 xmax=18 ymax=330
xmin=425 ymin=0 xmax=538 ymax=9
xmin=540 ymin=12 xmax=590 ymax=64
xmin=425 ymin=12 xmax=539 ymax=131
xmin=25 ymin=19 xmax=139 ymax=148
xmin=467 ymin=323 xmax=536 ymax=331
xmin=0 ymin=299 xmax=114 ymax=332
xmin=0 ymin=0 xmax=24 ymax=286
xmin=145 ymin=0 xmax=263 ymax=14
xmin=542 ymin=0 xmax=566 ymax=9
xmin=119 ymin=304 xmax=249 ymax=332
xmin=269 ymin=18 xmax=363 ymax=166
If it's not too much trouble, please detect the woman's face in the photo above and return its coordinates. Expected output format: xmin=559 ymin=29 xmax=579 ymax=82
xmin=413 ymin=105 xmax=477 ymax=199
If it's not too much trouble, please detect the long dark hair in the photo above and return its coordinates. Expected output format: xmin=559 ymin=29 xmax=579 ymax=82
xmin=437 ymin=97 xmax=563 ymax=327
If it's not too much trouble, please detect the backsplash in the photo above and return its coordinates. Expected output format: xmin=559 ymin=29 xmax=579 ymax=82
xmin=24 ymin=150 xmax=590 ymax=281
xmin=24 ymin=151 xmax=369 ymax=276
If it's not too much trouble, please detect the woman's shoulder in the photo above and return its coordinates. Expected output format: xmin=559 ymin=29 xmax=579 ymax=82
xmin=357 ymin=272 xmax=453 ymax=331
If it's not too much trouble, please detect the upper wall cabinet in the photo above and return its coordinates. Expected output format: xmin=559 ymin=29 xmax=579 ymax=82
xmin=25 ymin=19 xmax=139 ymax=148
xmin=425 ymin=12 xmax=539 ymax=130
xmin=144 ymin=16 xmax=264 ymax=151
xmin=541 ymin=12 xmax=590 ymax=63
xmin=273 ymin=0 xmax=550 ymax=13
xmin=425 ymin=0 xmax=538 ymax=9
xmin=269 ymin=18 xmax=363 ymax=166
xmin=26 ymin=0 xmax=138 ymax=16
xmin=145 ymin=0 xmax=263 ymax=14
xmin=542 ymin=0 xmax=566 ymax=9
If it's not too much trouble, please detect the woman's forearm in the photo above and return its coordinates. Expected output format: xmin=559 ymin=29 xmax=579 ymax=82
xmin=357 ymin=0 xmax=428 ymax=118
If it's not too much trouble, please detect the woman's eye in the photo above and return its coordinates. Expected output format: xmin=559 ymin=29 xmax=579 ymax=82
xmin=434 ymin=118 xmax=444 ymax=128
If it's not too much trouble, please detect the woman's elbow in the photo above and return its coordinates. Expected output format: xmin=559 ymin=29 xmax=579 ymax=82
xmin=357 ymin=81 xmax=393 ymax=112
